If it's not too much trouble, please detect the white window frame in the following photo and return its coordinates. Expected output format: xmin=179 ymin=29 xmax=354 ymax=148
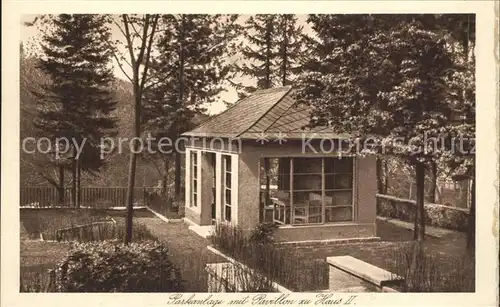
xmin=222 ymin=155 xmax=232 ymax=222
xmin=191 ymin=150 xmax=198 ymax=207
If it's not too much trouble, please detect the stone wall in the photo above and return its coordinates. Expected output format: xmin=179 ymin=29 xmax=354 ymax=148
xmin=376 ymin=194 xmax=470 ymax=232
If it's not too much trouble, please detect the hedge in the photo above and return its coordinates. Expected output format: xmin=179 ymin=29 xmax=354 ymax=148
xmin=376 ymin=194 xmax=469 ymax=232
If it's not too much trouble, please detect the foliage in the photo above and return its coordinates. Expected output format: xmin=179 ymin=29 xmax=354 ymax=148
xmin=55 ymin=222 xmax=157 ymax=242
xmin=296 ymin=14 xmax=475 ymax=241
xmin=231 ymin=14 xmax=305 ymax=97
xmin=142 ymin=15 xmax=238 ymax=198
xmin=33 ymin=14 xmax=118 ymax=174
xmin=249 ymin=222 xmax=279 ymax=246
xmin=54 ymin=241 xmax=184 ymax=292
xmin=386 ymin=242 xmax=474 ymax=292
xmin=377 ymin=195 xmax=469 ymax=231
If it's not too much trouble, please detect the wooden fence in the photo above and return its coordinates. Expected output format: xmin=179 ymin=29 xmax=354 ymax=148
xmin=20 ymin=186 xmax=156 ymax=208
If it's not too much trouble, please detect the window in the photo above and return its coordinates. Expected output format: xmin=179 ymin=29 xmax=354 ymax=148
xmin=259 ymin=156 xmax=354 ymax=225
xmin=223 ymin=155 xmax=232 ymax=221
xmin=324 ymin=157 xmax=354 ymax=223
xmin=191 ymin=151 xmax=198 ymax=207
xmin=292 ymin=158 xmax=323 ymax=224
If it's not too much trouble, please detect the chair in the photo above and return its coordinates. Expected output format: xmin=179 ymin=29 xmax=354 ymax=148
xmin=308 ymin=200 xmax=322 ymax=223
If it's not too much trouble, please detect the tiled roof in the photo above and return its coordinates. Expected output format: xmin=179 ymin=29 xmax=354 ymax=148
xmin=183 ymin=86 xmax=347 ymax=139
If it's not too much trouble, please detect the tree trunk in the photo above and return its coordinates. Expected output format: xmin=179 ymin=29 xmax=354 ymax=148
xmin=174 ymin=152 xmax=182 ymax=200
xmin=76 ymin=158 xmax=81 ymax=209
xmin=376 ymin=158 xmax=384 ymax=194
xmin=413 ymin=161 xmax=426 ymax=241
xmin=125 ymin=86 xmax=141 ymax=244
xmin=409 ymin=161 xmax=426 ymax=290
xmin=174 ymin=15 xmax=186 ymax=201
xmin=428 ymin=161 xmax=437 ymax=203
xmin=383 ymin=159 xmax=388 ymax=194
xmin=58 ymin=165 xmax=65 ymax=205
xmin=281 ymin=17 xmax=288 ymax=86
xmin=71 ymin=149 xmax=77 ymax=208
xmin=467 ymin=177 xmax=475 ymax=251
xmin=163 ymin=157 xmax=170 ymax=196
xmin=265 ymin=17 xmax=272 ymax=89
xmin=125 ymin=149 xmax=137 ymax=244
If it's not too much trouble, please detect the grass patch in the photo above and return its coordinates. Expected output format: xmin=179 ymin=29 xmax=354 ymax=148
xmin=385 ymin=242 xmax=474 ymax=292
xmin=21 ymin=208 xmax=110 ymax=240
xmin=20 ymin=208 xmax=160 ymax=292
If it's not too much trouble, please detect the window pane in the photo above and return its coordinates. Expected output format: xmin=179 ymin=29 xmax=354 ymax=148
xmin=293 ymin=174 xmax=321 ymax=190
xmin=225 ymin=205 xmax=231 ymax=221
xmin=335 ymin=174 xmax=353 ymax=189
xmin=325 ymin=157 xmax=353 ymax=174
xmin=225 ymin=156 xmax=231 ymax=172
xmin=325 ymin=191 xmax=352 ymax=206
xmin=191 ymin=152 xmax=197 ymax=166
xmin=335 ymin=157 xmax=353 ymax=173
xmin=293 ymin=158 xmax=322 ymax=174
xmin=293 ymin=190 xmax=322 ymax=204
xmin=291 ymin=193 xmax=322 ymax=224
xmin=193 ymin=193 xmax=197 ymax=206
xmin=325 ymin=206 xmax=352 ymax=222
xmin=225 ymin=189 xmax=231 ymax=205
xmin=226 ymin=172 xmax=231 ymax=188
xmin=193 ymin=166 xmax=197 ymax=178
xmin=193 ymin=179 xmax=197 ymax=192
xmin=325 ymin=174 xmax=353 ymax=190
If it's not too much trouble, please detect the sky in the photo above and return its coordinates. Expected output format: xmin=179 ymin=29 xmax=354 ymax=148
xmin=20 ymin=14 xmax=311 ymax=115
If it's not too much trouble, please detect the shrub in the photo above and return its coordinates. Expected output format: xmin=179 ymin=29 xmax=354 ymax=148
xmin=210 ymin=223 xmax=248 ymax=257
xmin=54 ymin=241 xmax=184 ymax=292
xmin=376 ymin=195 xmax=469 ymax=232
xmin=54 ymin=221 xmax=157 ymax=242
xmin=386 ymin=242 xmax=475 ymax=292
xmin=249 ymin=222 xmax=279 ymax=246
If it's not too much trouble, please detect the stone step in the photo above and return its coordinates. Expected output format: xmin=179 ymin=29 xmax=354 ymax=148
xmin=327 ymin=255 xmax=403 ymax=287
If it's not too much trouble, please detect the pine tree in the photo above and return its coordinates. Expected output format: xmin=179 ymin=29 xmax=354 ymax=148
xmin=33 ymin=14 xmax=117 ymax=207
xmin=231 ymin=14 xmax=305 ymax=97
xmin=296 ymin=14 xmax=473 ymax=245
xmin=142 ymin=14 xmax=238 ymax=200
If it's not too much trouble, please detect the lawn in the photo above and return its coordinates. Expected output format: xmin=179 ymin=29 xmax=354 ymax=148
xmin=131 ymin=215 xmax=226 ymax=291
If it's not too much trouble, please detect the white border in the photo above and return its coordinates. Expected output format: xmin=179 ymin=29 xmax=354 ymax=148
xmin=3 ymin=1 xmax=498 ymax=307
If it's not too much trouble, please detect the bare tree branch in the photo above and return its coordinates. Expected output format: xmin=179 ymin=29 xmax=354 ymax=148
xmin=111 ymin=49 xmax=133 ymax=82
xmin=121 ymin=14 xmax=137 ymax=69
xmin=139 ymin=15 xmax=159 ymax=93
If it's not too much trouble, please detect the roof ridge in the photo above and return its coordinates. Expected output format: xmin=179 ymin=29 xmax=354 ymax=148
xmin=236 ymin=86 xmax=293 ymax=138
xmin=263 ymin=88 xmax=301 ymax=133
xmin=252 ymin=85 xmax=292 ymax=95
